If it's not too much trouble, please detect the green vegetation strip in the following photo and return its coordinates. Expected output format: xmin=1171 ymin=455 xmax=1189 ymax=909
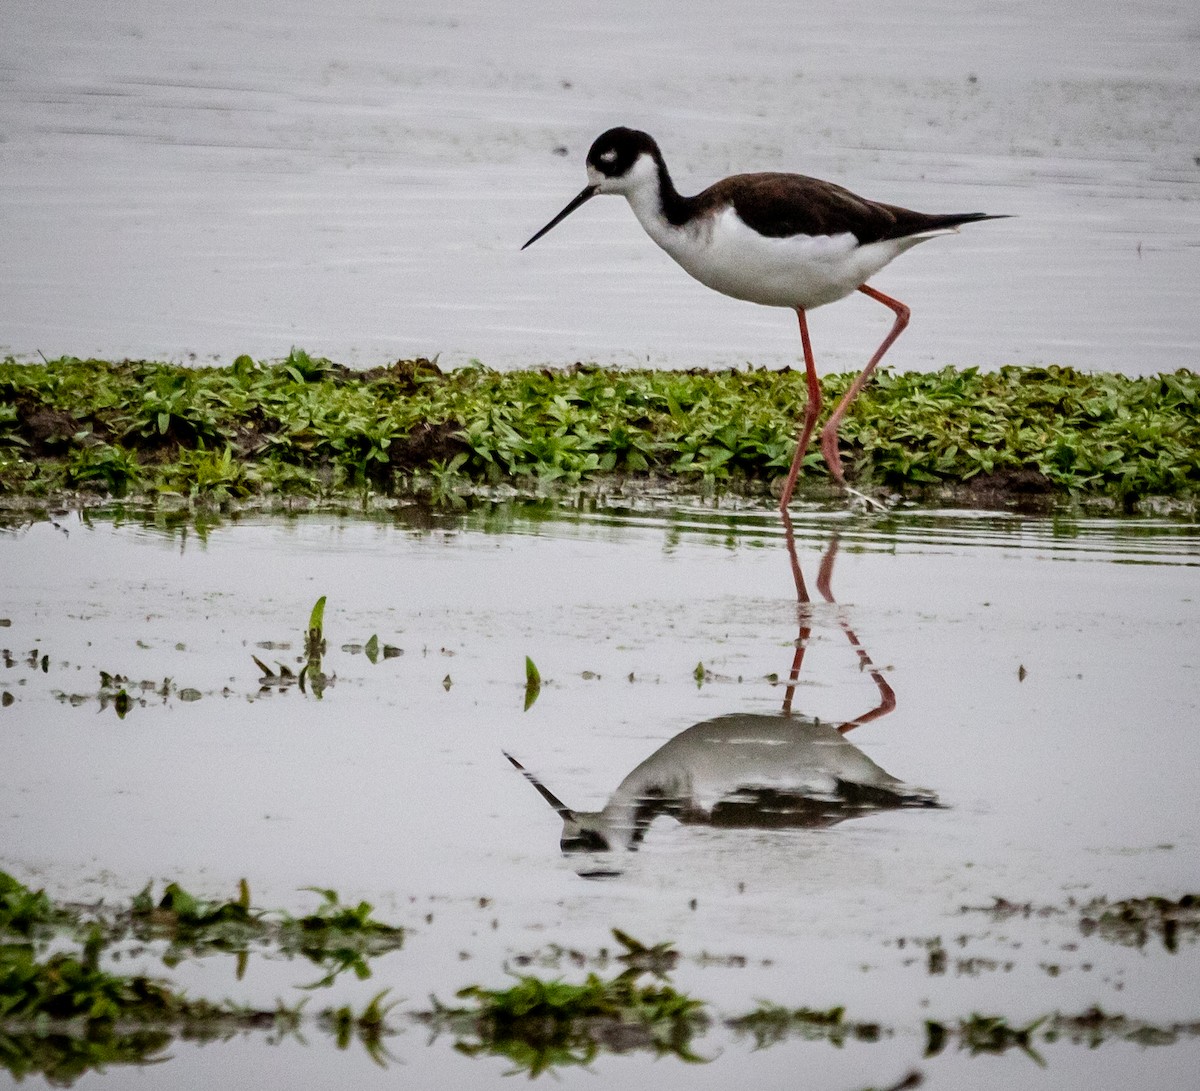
xmin=2 ymin=353 xmax=1197 ymax=506
xmin=4 ymin=871 xmax=1200 ymax=1081
xmin=2 ymin=870 xmax=405 ymax=989
xmin=0 ymin=872 xmax=401 ymax=1079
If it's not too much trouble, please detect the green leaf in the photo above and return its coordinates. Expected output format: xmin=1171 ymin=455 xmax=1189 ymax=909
xmin=308 ymin=596 xmax=327 ymax=636
xmin=523 ymin=656 xmax=542 ymax=711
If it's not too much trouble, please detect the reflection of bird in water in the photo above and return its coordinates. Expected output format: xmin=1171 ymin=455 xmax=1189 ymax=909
xmin=506 ymin=512 xmax=939 ymax=874
xmin=522 ymin=126 xmax=1006 ymax=507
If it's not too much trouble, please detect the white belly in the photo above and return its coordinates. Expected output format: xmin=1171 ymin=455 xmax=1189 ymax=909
xmin=637 ymin=204 xmax=937 ymax=310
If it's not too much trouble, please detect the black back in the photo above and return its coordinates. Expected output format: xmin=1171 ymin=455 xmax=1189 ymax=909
xmin=587 ymin=127 xmax=1006 ymax=244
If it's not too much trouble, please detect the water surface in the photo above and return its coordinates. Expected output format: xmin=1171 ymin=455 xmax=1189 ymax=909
xmin=2 ymin=502 xmax=1198 ymax=1087
xmin=2 ymin=0 xmax=1198 ymax=373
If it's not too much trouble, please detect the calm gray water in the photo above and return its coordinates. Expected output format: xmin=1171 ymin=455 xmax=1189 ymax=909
xmin=2 ymin=503 xmax=1199 ymax=1087
xmin=2 ymin=0 xmax=1198 ymax=373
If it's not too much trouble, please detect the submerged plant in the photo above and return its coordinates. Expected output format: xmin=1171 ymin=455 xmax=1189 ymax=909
xmin=727 ymin=1002 xmax=882 ymax=1049
xmin=0 ymin=1024 xmax=175 ymax=1084
xmin=129 ymin=879 xmax=264 ymax=967
xmin=318 ymin=990 xmax=399 ymax=1066
xmin=428 ymin=963 xmax=707 ymax=1077
xmin=0 ymin=933 xmax=390 ymax=1081
xmin=277 ymin=888 xmax=406 ymax=989
xmin=6 ymin=871 xmax=1200 ymax=1081
xmin=1081 ymin=894 xmax=1200 ymax=953
xmin=611 ymin=928 xmax=679 ymax=977
xmin=925 ymin=1014 xmax=1046 ymax=1065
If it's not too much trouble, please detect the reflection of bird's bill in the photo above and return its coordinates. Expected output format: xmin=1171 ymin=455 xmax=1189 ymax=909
xmin=503 ymin=751 xmax=575 ymax=820
xmin=520 ymin=184 xmax=598 ymax=250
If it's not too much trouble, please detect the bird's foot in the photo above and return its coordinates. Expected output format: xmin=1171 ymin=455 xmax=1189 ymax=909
xmin=843 ymin=485 xmax=888 ymax=512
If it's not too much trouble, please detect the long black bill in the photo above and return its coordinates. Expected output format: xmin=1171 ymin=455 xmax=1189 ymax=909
xmin=521 ymin=184 xmax=598 ymax=250
xmin=503 ymin=751 xmax=576 ymax=820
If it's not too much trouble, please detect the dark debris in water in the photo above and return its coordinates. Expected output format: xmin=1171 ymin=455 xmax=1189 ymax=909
xmin=52 ymin=673 xmax=212 ymax=717
xmin=961 ymin=893 xmax=1200 ymax=952
xmin=1079 ymin=894 xmax=1200 ymax=953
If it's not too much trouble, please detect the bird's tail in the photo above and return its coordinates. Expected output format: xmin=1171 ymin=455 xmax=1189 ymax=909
xmin=928 ymin=212 xmax=1012 ymax=230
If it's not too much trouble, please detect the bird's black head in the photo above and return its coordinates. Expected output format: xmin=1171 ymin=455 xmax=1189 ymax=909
xmin=521 ymin=127 xmax=664 ymax=250
xmin=586 ymin=127 xmax=661 ymax=179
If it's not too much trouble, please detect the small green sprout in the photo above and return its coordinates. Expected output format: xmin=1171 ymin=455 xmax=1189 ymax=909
xmin=523 ymin=656 xmax=542 ymax=710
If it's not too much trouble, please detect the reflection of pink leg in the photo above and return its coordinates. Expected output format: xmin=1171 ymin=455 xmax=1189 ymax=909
xmin=813 ymin=535 xmax=896 ymax=734
xmin=780 ymin=514 xmax=896 ymax=729
xmin=780 ymin=508 xmax=811 ymax=715
xmin=819 ymin=284 xmax=910 ymax=490
xmin=833 ymin=625 xmax=896 ymax=734
xmin=778 ymin=308 xmax=819 ymax=511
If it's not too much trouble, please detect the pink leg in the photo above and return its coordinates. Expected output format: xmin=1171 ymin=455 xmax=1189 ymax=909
xmin=778 ymin=308 xmax=819 ymax=511
xmin=819 ymin=284 xmax=910 ymax=489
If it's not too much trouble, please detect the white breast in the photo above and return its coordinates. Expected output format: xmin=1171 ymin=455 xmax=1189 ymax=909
xmin=628 ymin=198 xmax=939 ymax=311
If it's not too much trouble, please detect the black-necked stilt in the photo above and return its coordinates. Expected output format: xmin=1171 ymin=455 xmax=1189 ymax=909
xmin=522 ymin=126 xmax=1007 ymax=508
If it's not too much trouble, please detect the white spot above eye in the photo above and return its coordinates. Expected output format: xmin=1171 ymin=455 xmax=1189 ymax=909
xmin=599 ymin=149 xmax=618 ymax=163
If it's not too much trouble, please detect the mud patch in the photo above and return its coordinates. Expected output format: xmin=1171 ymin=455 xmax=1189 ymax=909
xmin=387 ymin=418 xmax=470 ymax=472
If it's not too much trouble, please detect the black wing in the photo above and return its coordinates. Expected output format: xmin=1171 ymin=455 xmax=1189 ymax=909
xmin=696 ymin=172 xmax=1001 ymax=245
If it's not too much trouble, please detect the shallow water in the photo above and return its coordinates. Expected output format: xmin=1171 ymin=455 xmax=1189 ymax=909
xmin=2 ymin=0 xmax=1199 ymax=373
xmin=2 ymin=501 xmax=1199 ymax=1087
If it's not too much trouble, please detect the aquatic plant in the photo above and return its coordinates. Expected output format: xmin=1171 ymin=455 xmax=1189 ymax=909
xmin=0 ymin=935 xmax=396 ymax=1081
xmin=127 ymin=880 xmax=405 ymax=985
xmin=306 ymin=595 xmax=327 ymax=658
xmin=1080 ymin=894 xmax=1200 ymax=953
xmin=277 ymin=888 xmax=406 ymax=989
xmin=1 ymin=940 xmax=187 ymax=1025
xmin=611 ymin=928 xmax=679 ymax=977
xmin=925 ymin=1014 xmax=1046 ymax=1064
xmin=253 ymin=596 xmax=334 ymax=695
xmin=2 ymin=355 xmax=1197 ymax=508
xmin=301 ymin=594 xmax=330 ymax=696
xmin=318 ymin=990 xmax=399 ymax=1065
xmin=727 ymin=1002 xmax=883 ymax=1049
xmin=129 ymin=879 xmax=265 ymax=969
xmin=429 ymin=962 xmax=707 ymax=1077
xmin=0 ymin=872 xmax=72 ymax=937
xmin=523 ymin=655 xmax=541 ymax=710
xmin=961 ymin=892 xmax=1200 ymax=952
xmin=1043 ymin=1006 xmax=1200 ymax=1049
xmin=0 ymin=1024 xmax=176 ymax=1084
xmin=6 ymin=872 xmax=1200 ymax=1081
